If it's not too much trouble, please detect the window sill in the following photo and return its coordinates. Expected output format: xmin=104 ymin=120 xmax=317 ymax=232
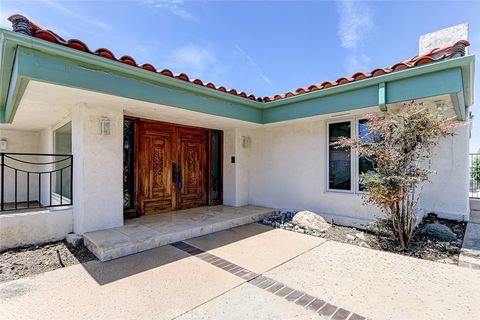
xmin=325 ymin=189 xmax=364 ymax=196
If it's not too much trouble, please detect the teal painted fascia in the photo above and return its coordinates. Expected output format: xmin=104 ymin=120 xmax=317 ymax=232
xmin=0 ymin=29 xmax=261 ymax=109
xmin=0 ymin=29 xmax=475 ymax=124
xmin=0 ymin=32 xmax=20 ymax=119
xmin=386 ymin=68 xmax=463 ymax=103
xmin=263 ymin=85 xmax=379 ymax=123
xmin=8 ymin=47 xmax=263 ymax=123
xmin=262 ymin=55 xmax=475 ymax=109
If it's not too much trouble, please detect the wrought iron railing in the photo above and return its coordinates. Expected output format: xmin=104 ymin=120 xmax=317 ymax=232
xmin=470 ymin=153 xmax=480 ymax=199
xmin=0 ymin=152 xmax=73 ymax=212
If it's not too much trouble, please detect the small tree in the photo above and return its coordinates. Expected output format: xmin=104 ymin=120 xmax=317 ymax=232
xmin=334 ymin=101 xmax=459 ymax=248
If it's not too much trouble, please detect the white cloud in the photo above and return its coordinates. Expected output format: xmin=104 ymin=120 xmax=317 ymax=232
xmin=337 ymin=0 xmax=373 ymax=50
xmin=170 ymin=43 xmax=216 ymax=74
xmin=345 ymin=53 xmax=372 ymax=75
xmin=147 ymin=0 xmax=196 ymax=21
xmin=235 ymin=44 xmax=274 ymax=88
xmin=336 ymin=0 xmax=374 ymax=74
xmin=40 ymin=0 xmax=110 ymax=30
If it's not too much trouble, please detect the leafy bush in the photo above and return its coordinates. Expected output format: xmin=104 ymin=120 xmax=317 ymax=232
xmin=334 ymin=101 xmax=459 ymax=248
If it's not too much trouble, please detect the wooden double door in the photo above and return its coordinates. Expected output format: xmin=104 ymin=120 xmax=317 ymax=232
xmin=138 ymin=121 xmax=208 ymax=214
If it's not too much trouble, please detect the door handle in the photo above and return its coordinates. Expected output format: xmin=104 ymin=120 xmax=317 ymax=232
xmin=172 ymin=163 xmax=177 ymax=182
xmin=177 ymin=163 xmax=182 ymax=189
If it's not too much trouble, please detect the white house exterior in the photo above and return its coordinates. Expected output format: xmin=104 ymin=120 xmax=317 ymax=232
xmin=0 ymin=16 xmax=475 ymax=252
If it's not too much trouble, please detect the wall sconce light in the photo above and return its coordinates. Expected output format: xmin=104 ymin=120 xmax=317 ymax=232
xmin=242 ymin=136 xmax=251 ymax=149
xmin=0 ymin=138 xmax=7 ymax=151
xmin=100 ymin=117 xmax=111 ymax=136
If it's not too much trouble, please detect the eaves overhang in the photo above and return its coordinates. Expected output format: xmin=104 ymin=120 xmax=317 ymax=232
xmin=0 ymin=29 xmax=475 ymax=124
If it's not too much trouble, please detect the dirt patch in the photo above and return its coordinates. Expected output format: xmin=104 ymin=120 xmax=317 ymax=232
xmin=0 ymin=240 xmax=97 ymax=282
xmin=368 ymin=215 xmax=466 ymax=264
xmin=261 ymin=213 xmax=466 ymax=265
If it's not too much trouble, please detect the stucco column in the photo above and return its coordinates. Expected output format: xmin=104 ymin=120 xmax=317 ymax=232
xmin=72 ymin=103 xmax=123 ymax=234
xmin=223 ymin=128 xmax=250 ymax=206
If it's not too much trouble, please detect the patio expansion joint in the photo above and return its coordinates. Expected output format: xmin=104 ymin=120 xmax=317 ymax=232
xmin=171 ymin=241 xmax=368 ymax=320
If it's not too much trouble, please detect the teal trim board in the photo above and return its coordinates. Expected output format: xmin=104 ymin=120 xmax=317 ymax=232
xmin=0 ymin=29 xmax=474 ymax=124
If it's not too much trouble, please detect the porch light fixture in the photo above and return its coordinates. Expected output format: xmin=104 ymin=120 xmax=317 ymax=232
xmin=0 ymin=138 xmax=7 ymax=151
xmin=100 ymin=117 xmax=111 ymax=136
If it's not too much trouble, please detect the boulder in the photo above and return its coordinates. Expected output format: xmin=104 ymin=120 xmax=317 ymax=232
xmin=292 ymin=211 xmax=331 ymax=232
xmin=422 ymin=223 xmax=456 ymax=242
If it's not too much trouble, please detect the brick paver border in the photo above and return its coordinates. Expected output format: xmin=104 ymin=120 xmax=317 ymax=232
xmin=172 ymin=241 xmax=367 ymax=320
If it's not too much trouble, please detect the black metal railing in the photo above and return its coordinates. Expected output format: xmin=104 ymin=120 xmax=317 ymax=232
xmin=0 ymin=152 xmax=73 ymax=212
xmin=470 ymin=153 xmax=480 ymax=199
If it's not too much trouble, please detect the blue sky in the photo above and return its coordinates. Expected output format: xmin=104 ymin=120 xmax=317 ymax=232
xmin=1 ymin=0 xmax=479 ymax=151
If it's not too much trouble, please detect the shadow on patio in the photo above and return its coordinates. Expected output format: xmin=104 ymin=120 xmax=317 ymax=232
xmin=78 ymin=222 xmax=274 ymax=286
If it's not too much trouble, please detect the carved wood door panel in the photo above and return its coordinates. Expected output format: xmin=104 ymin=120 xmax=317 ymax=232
xmin=177 ymin=127 xmax=207 ymax=209
xmin=138 ymin=121 xmax=176 ymax=214
xmin=137 ymin=121 xmax=208 ymax=214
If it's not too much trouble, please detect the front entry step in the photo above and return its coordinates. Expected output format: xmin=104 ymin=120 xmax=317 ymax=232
xmin=83 ymin=205 xmax=275 ymax=261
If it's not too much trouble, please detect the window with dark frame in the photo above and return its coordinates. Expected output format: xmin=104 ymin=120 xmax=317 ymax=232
xmin=328 ymin=121 xmax=352 ymax=191
xmin=328 ymin=118 xmax=377 ymax=193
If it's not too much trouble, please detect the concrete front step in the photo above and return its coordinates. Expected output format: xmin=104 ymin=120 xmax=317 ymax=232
xmin=83 ymin=205 xmax=276 ymax=262
xmin=470 ymin=211 xmax=480 ymax=224
xmin=459 ymin=222 xmax=480 ymax=270
xmin=469 ymin=199 xmax=480 ymax=223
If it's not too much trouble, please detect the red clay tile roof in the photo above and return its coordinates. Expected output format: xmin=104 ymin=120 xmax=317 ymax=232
xmin=7 ymin=14 xmax=470 ymax=103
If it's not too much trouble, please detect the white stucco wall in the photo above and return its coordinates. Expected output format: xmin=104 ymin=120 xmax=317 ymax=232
xmin=72 ymin=103 xmax=124 ymax=234
xmin=419 ymin=123 xmax=470 ymax=220
xmin=223 ymin=129 xmax=236 ymax=206
xmin=223 ymin=128 xmax=250 ymax=207
xmin=0 ymin=207 xmax=73 ymax=250
xmin=240 ymin=117 xmax=470 ymax=226
xmin=0 ymin=129 xmax=41 ymax=203
xmin=243 ymin=119 xmax=381 ymax=227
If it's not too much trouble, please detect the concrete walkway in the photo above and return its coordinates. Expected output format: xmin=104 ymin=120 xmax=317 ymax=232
xmin=1 ymin=223 xmax=479 ymax=320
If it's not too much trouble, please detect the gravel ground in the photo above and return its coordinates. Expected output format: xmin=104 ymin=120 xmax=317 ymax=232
xmin=0 ymin=240 xmax=97 ymax=282
xmin=261 ymin=212 xmax=466 ymax=265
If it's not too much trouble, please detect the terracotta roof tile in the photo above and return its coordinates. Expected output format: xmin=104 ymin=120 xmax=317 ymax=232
xmin=7 ymin=14 xmax=470 ymax=104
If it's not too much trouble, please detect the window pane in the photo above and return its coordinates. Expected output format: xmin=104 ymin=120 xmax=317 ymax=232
xmin=54 ymin=122 xmax=72 ymax=199
xmin=329 ymin=121 xmax=351 ymax=190
xmin=358 ymin=119 xmax=375 ymax=191
xmin=123 ymin=119 xmax=135 ymax=209
xmin=211 ymin=131 xmax=222 ymax=201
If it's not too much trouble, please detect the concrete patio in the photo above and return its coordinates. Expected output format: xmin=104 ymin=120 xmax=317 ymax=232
xmin=2 ymin=223 xmax=479 ymax=320
xmin=83 ymin=205 xmax=275 ymax=261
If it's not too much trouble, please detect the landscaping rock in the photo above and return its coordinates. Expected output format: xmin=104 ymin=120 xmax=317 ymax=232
xmin=422 ymin=223 xmax=456 ymax=242
xmin=262 ymin=218 xmax=272 ymax=226
xmin=66 ymin=233 xmax=83 ymax=247
xmin=355 ymin=232 xmax=366 ymax=241
xmin=292 ymin=211 xmax=331 ymax=232
xmin=346 ymin=234 xmax=356 ymax=242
